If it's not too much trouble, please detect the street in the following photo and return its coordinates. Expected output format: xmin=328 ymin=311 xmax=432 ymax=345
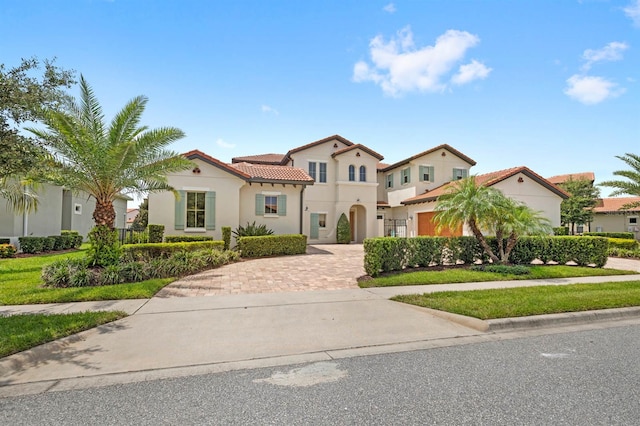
xmin=2 ymin=323 xmax=639 ymax=425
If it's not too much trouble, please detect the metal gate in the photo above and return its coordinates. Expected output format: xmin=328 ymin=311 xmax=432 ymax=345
xmin=384 ymin=219 xmax=407 ymax=237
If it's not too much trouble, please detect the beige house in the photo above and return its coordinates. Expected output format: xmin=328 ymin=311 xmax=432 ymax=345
xmin=151 ymin=135 xmax=566 ymax=243
xmin=591 ymin=197 xmax=640 ymax=240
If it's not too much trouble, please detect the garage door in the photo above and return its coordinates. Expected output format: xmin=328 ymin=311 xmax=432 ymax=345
xmin=417 ymin=212 xmax=462 ymax=237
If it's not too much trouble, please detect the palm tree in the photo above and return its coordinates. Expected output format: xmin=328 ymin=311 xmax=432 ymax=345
xmin=599 ymin=153 xmax=640 ymax=209
xmin=0 ymin=176 xmax=38 ymax=213
xmin=434 ymin=176 xmax=552 ymax=264
xmin=27 ymin=76 xmax=193 ymax=261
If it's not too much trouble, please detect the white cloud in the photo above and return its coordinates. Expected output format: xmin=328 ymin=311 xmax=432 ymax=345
xmin=452 ymin=60 xmax=492 ymax=85
xmin=216 ymin=138 xmax=236 ymax=149
xmin=581 ymin=42 xmax=629 ymax=71
xmin=383 ymin=3 xmax=396 ymax=13
xmin=352 ymin=27 xmax=490 ymax=96
xmin=624 ymin=0 xmax=640 ymax=27
xmin=564 ymin=75 xmax=625 ymax=105
xmin=261 ymin=104 xmax=279 ymax=115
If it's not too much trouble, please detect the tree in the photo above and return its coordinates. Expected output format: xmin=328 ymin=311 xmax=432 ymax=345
xmin=434 ymin=176 xmax=552 ymax=264
xmin=337 ymin=213 xmax=351 ymax=244
xmin=599 ymin=153 xmax=640 ymax=210
xmin=0 ymin=57 xmax=75 ymax=212
xmin=27 ymin=76 xmax=193 ymax=263
xmin=558 ymin=177 xmax=600 ymax=234
xmin=131 ymin=198 xmax=148 ymax=232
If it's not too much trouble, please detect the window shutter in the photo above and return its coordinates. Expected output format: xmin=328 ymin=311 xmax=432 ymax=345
xmin=453 ymin=169 xmax=457 ymax=180
xmin=174 ymin=190 xmax=186 ymax=230
xmin=406 ymin=168 xmax=411 ymax=183
xmin=278 ymin=195 xmax=287 ymax=216
xmin=255 ymin=194 xmax=264 ymax=216
xmin=419 ymin=166 xmax=426 ymax=182
xmin=428 ymin=166 xmax=435 ymax=182
xmin=310 ymin=213 xmax=319 ymax=239
xmin=462 ymin=169 xmax=468 ymax=179
xmin=205 ymin=191 xmax=216 ymax=230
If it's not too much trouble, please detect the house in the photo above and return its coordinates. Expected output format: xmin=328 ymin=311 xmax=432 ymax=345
xmin=547 ymin=172 xmax=595 ymax=186
xmin=126 ymin=208 xmax=139 ymax=229
xmin=0 ymin=184 xmax=128 ymax=245
xmin=591 ymin=197 xmax=640 ymax=240
xmin=150 ymin=135 xmax=566 ymax=243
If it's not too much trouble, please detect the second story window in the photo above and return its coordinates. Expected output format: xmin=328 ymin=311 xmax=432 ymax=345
xmin=359 ymin=166 xmax=366 ymax=182
xmin=401 ymin=167 xmax=411 ymax=185
xmin=419 ymin=166 xmax=434 ymax=182
xmin=348 ymin=165 xmax=355 ymax=181
xmin=453 ymin=168 xmax=468 ymax=180
xmin=386 ymin=174 xmax=393 ymax=189
xmin=319 ymin=162 xmax=327 ymax=183
xmin=308 ymin=162 xmax=316 ymax=180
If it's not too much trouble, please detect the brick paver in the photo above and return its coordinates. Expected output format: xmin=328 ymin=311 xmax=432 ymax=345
xmin=155 ymin=244 xmax=365 ymax=297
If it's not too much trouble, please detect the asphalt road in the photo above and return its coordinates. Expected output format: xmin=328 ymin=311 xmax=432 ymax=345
xmin=2 ymin=324 xmax=639 ymax=425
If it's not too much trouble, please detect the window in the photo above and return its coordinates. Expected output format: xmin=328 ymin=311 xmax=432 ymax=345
xmin=453 ymin=168 xmax=468 ymax=180
xmin=186 ymin=192 xmax=206 ymax=228
xmin=419 ymin=165 xmax=434 ymax=182
xmin=318 ymin=213 xmax=327 ymax=228
xmin=596 ymin=226 xmax=603 ymax=232
xmin=319 ymin=162 xmax=327 ymax=183
xmin=401 ymin=167 xmax=411 ymax=185
xmin=175 ymin=190 xmax=216 ymax=231
xmin=74 ymin=203 xmax=82 ymax=215
xmin=359 ymin=165 xmax=366 ymax=182
xmin=348 ymin=165 xmax=355 ymax=181
xmin=308 ymin=162 xmax=316 ymax=180
xmin=630 ymin=217 xmax=638 ymax=225
xmin=255 ymin=193 xmax=287 ymax=216
xmin=386 ymin=174 xmax=393 ymax=189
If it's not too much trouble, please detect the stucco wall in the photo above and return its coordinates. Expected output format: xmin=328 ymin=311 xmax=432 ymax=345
xmin=239 ymin=184 xmax=304 ymax=235
xmin=591 ymin=213 xmax=640 ymax=240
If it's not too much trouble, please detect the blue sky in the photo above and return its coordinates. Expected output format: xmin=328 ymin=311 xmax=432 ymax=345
xmin=1 ymin=0 xmax=639 ymax=203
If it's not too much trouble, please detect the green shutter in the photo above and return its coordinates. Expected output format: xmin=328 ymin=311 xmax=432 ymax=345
xmin=419 ymin=166 xmax=426 ymax=182
xmin=278 ymin=194 xmax=287 ymax=216
xmin=405 ymin=168 xmax=411 ymax=184
xmin=174 ymin=190 xmax=186 ymax=230
xmin=428 ymin=166 xmax=435 ymax=182
xmin=462 ymin=168 xmax=468 ymax=179
xmin=255 ymin=194 xmax=264 ymax=216
xmin=453 ymin=169 xmax=457 ymax=180
xmin=205 ymin=191 xmax=216 ymax=230
xmin=310 ymin=213 xmax=319 ymax=239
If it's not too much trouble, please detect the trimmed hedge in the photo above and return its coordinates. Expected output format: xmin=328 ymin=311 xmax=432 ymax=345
xmin=584 ymin=232 xmax=634 ymax=239
xmin=553 ymin=227 xmax=568 ymax=236
xmin=222 ymin=226 xmax=231 ymax=251
xmin=121 ymin=240 xmax=224 ymax=261
xmin=148 ymin=224 xmax=164 ymax=243
xmin=0 ymin=238 xmax=10 ymax=244
xmin=237 ymin=234 xmax=307 ymax=257
xmin=363 ymin=235 xmax=609 ymax=276
xmin=164 ymin=235 xmax=214 ymax=243
xmin=0 ymin=244 xmax=17 ymax=258
xmin=18 ymin=237 xmax=45 ymax=254
xmin=18 ymin=235 xmax=81 ymax=254
xmin=608 ymin=238 xmax=639 ymax=250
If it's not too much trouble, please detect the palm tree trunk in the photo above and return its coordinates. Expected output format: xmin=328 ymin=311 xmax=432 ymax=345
xmin=503 ymin=232 xmax=519 ymax=263
xmin=469 ymin=218 xmax=501 ymax=264
xmin=93 ymin=197 xmax=116 ymax=228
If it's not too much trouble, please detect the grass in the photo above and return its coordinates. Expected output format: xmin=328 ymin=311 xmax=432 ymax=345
xmin=392 ymin=281 xmax=640 ymax=320
xmin=359 ymin=265 xmax=637 ymax=288
xmin=0 ymin=248 xmax=174 ymax=305
xmin=0 ymin=311 xmax=127 ymax=358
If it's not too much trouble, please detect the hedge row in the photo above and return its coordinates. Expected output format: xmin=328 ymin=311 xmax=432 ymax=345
xmin=121 ymin=240 xmax=224 ymax=261
xmin=18 ymin=234 xmax=83 ymax=254
xmin=237 ymin=234 xmax=307 ymax=257
xmin=164 ymin=235 xmax=214 ymax=243
xmin=584 ymin=232 xmax=634 ymax=239
xmin=607 ymin=238 xmax=639 ymax=250
xmin=363 ymin=236 xmax=609 ymax=276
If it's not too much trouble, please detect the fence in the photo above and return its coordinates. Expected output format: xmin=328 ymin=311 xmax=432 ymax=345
xmin=384 ymin=219 xmax=407 ymax=238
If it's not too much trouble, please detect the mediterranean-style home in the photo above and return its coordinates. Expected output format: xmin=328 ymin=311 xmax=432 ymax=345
xmin=0 ymin=184 xmax=128 ymax=245
xmin=149 ymin=135 xmax=568 ymax=243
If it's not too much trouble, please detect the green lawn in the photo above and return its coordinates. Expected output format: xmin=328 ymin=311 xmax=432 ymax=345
xmin=393 ymin=281 xmax=640 ymax=320
xmin=359 ymin=265 xmax=637 ymax=288
xmin=0 ymin=248 xmax=173 ymax=305
xmin=0 ymin=311 xmax=127 ymax=358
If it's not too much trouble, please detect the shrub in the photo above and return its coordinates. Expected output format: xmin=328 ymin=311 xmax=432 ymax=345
xmin=607 ymin=238 xmax=639 ymax=250
xmin=471 ymin=264 xmax=531 ymax=275
xmin=553 ymin=227 xmax=568 ymax=236
xmin=18 ymin=237 xmax=45 ymax=254
xmin=222 ymin=226 xmax=231 ymax=251
xmin=0 ymin=244 xmax=17 ymax=258
xmin=87 ymin=225 xmax=122 ymax=267
xmin=42 ymin=237 xmax=56 ymax=251
xmin=100 ymin=264 xmax=123 ymax=285
xmin=336 ymin=213 xmax=351 ymax=244
xmin=233 ymin=222 xmax=274 ymax=237
xmin=0 ymin=238 xmax=10 ymax=244
xmin=164 ymin=235 xmax=214 ymax=243
xmin=124 ymin=230 xmax=149 ymax=245
xmin=42 ymin=258 xmax=93 ymax=288
xmin=121 ymin=240 xmax=224 ymax=262
xmin=609 ymin=247 xmax=640 ymax=259
xmin=148 ymin=224 xmax=164 ymax=243
xmin=584 ymin=232 xmax=634 ymax=239
xmin=237 ymin=235 xmax=307 ymax=257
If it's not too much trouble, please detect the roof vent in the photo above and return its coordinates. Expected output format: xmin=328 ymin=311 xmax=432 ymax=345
xmin=518 ymin=177 xmax=524 ymax=183
xmin=441 ymin=151 xmax=446 ymax=157
xmin=192 ymin=167 xmax=201 ymax=174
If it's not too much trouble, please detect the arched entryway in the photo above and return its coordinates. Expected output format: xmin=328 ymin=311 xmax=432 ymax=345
xmin=349 ymin=204 xmax=367 ymax=243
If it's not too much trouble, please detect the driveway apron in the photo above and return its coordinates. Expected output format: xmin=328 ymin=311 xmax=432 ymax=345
xmin=155 ymin=244 xmax=365 ymax=297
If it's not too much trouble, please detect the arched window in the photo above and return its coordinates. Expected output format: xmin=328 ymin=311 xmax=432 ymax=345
xmin=348 ymin=165 xmax=355 ymax=181
xmin=359 ymin=165 xmax=366 ymax=182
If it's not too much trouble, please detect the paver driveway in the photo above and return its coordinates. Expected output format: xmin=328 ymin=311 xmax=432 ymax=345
xmin=155 ymin=244 xmax=365 ymax=297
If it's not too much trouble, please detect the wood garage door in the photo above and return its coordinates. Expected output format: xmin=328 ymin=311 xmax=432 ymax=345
xmin=417 ymin=212 xmax=462 ymax=237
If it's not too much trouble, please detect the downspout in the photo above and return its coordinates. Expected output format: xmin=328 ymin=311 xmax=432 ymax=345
xmin=299 ymin=185 xmax=305 ymax=234
xmin=22 ymin=186 xmax=29 ymax=236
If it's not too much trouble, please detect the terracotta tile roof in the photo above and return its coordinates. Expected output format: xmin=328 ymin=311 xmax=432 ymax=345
xmin=547 ymin=172 xmax=595 ymax=185
xmin=331 ymin=144 xmax=384 ymax=160
xmin=377 ymin=200 xmax=391 ymax=207
xmin=402 ymin=166 xmax=570 ymax=205
xmin=183 ymin=150 xmax=251 ymax=180
xmin=282 ymin=134 xmax=355 ymax=163
xmin=231 ymin=153 xmax=285 ymax=165
xmin=377 ymin=162 xmax=390 ymax=170
xmin=126 ymin=208 xmax=138 ymax=213
xmin=380 ymin=144 xmax=477 ymax=172
xmin=593 ymin=197 xmax=640 ymax=213
xmin=231 ymin=162 xmax=314 ymax=184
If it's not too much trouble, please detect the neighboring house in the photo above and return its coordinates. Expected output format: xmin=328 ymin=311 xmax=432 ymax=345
xmin=401 ymin=167 xmax=569 ymax=237
xmin=126 ymin=208 xmax=139 ymax=229
xmin=591 ymin=197 xmax=640 ymax=240
xmin=151 ymin=135 xmax=565 ymax=243
xmin=0 ymin=184 xmax=128 ymax=245
xmin=547 ymin=172 xmax=595 ymax=186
